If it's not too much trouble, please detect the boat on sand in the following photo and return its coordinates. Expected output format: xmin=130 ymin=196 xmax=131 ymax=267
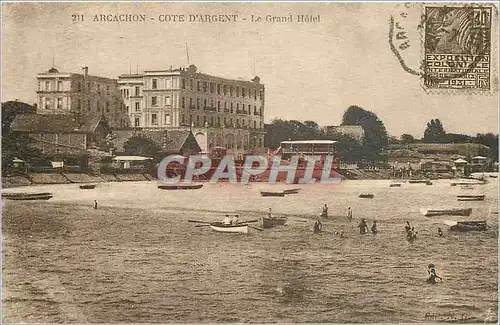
xmin=2 ymin=192 xmax=53 ymax=201
xmin=359 ymin=193 xmax=374 ymax=198
xmin=420 ymin=208 xmax=472 ymax=217
xmin=283 ymin=188 xmax=301 ymax=195
xmin=158 ymin=183 xmax=203 ymax=190
xmin=260 ymin=191 xmax=285 ymax=197
xmin=80 ymin=184 xmax=96 ymax=189
xmin=457 ymin=195 xmax=485 ymax=201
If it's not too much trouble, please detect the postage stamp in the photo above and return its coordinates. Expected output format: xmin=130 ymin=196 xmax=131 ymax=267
xmin=423 ymin=5 xmax=492 ymax=90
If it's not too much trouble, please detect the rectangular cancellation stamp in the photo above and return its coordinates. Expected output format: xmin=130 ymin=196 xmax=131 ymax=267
xmin=423 ymin=5 xmax=492 ymax=91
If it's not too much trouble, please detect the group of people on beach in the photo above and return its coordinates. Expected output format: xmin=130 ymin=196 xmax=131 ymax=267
xmin=404 ymin=221 xmax=417 ymax=240
xmin=358 ymin=218 xmax=377 ymax=235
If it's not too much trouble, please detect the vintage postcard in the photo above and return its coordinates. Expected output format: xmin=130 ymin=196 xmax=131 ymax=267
xmin=1 ymin=1 xmax=498 ymax=324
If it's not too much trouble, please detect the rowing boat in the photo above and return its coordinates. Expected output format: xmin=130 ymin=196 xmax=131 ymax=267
xmin=457 ymin=195 xmax=485 ymax=201
xmin=420 ymin=207 xmax=473 ymax=217
xmin=79 ymin=184 xmax=96 ymax=189
xmin=359 ymin=193 xmax=374 ymax=198
xmin=2 ymin=192 xmax=53 ymax=201
xmin=209 ymin=222 xmax=249 ymax=233
xmin=445 ymin=220 xmax=488 ymax=232
xmin=260 ymin=191 xmax=285 ymax=197
xmin=283 ymin=188 xmax=301 ymax=195
xmin=390 ymin=183 xmax=402 ymax=187
xmin=158 ymin=183 xmax=203 ymax=190
xmin=408 ymin=180 xmax=429 ymax=184
xmin=260 ymin=216 xmax=288 ymax=228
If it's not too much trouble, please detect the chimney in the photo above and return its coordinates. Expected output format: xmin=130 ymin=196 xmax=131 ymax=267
xmin=82 ymin=66 xmax=88 ymax=78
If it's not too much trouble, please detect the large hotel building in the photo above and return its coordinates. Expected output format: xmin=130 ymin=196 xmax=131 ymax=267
xmin=36 ymin=67 xmax=129 ymax=129
xmin=118 ymin=64 xmax=266 ymax=153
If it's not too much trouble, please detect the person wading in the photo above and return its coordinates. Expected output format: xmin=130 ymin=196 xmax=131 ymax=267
xmin=93 ymin=200 xmax=98 ymax=209
xmin=426 ymin=264 xmax=442 ymax=284
xmin=313 ymin=219 xmax=323 ymax=233
xmin=347 ymin=207 xmax=353 ymax=220
xmin=320 ymin=204 xmax=328 ymax=218
xmin=371 ymin=221 xmax=378 ymax=235
xmin=358 ymin=218 xmax=368 ymax=234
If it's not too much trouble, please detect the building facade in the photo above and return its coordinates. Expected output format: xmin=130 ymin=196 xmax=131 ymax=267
xmin=36 ymin=67 xmax=129 ymax=129
xmin=117 ymin=64 xmax=266 ymax=152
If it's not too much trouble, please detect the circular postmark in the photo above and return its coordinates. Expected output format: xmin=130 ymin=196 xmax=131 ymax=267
xmin=389 ymin=3 xmax=494 ymax=91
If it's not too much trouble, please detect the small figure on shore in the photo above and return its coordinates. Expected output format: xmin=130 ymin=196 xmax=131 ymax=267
xmin=404 ymin=221 xmax=411 ymax=234
xmin=347 ymin=207 xmax=353 ymax=220
xmin=223 ymin=214 xmax=231 ymax=225
xmin=267 ymin=207 xmax=272 ymax=218
xmin=93 ymin=200 xmax=98 ymax=209
xmin=437 ymin=227 xmax=444 ymax=237
xmin=313 ymin=219 xmax=323 ymax=233
xmin=358 ymin=218 xmax=368 ymax=234
xmin=371 ymin=221 xmax=378 ymax=235
xmin=320 ymin=204 xmax=328 ymax=218
xmin=426 ymin=264 xmax=442 ymax=284
xmin=231 ymin=214 xmax=239 ymax=225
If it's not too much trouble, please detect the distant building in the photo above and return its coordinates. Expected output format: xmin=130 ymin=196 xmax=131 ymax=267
xmin=324 ymin=125 xmax=364 ymax=141
xmin=118 ymin=64 xmax=266 ymax=153
xmin=36 ymin=67 xmax=129 ymax=129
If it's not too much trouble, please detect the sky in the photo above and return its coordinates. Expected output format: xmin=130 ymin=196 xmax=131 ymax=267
xmin=2 ymin=2 xmax=498 ymax=137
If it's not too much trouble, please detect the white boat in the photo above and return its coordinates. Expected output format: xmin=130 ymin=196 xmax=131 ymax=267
xmin=457 ymin=195 xmax=485 ymax=201
xmin=210 ymin=223 xmax=249 ymax=233
xmin=420 ymin=208 xmax=473 ymax=217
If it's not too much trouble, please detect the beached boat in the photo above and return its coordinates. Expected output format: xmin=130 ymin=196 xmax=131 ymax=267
xmin=79 ymin=184 xmax=96 ymax=189
xmin=2 ymin=192 xmax=53 ymax=201
xmin=457 ymin=195 xmax=485 ymax=201
xmin=409 ymin=180 xmax=429 ymax=184
xmin=451 ymin=180 xmax=487 ymax=186
xmin=209 ymin=222 xmax=249 ymax=233
xmin=390 ymin=183 xmax=402 ymax=187
xmin=260 ymin=216 xmax=288 ymax=228
xmin=425 ymin=181 xmax=433 ymax=185
xmin=445 ymin=220 xmax=489 ymax=232
xmin=283 ymin=188 xmax=301 ymax=195
xmin=359 ymin=193 xmax=374 ymax=198
xmin=460 ymin=185 xmax=475 ymax=190
xmin=420 ymin=207 xmax=473 ymax=217
xmin=260 ymin=191 xmax=285 ymax=197
xmin=158 ymin=183 xmax=204 ymax=190
xmin=489 ymin=174 xmax=498 ymax=178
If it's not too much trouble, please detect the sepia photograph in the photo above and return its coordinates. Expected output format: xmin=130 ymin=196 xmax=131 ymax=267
xmin=1 ymin=1 xmax=498 ymax=323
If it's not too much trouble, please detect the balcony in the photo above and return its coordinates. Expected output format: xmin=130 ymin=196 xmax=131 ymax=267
xmin=224 ymin=108 xmax=230 ymax=113
xmin=204 ymin=106 xmax=217 ymax=112
xmin=236 ymin=110 xmax=248 ymax=115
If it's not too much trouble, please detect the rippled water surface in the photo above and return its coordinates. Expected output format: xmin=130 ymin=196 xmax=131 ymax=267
xmin=2 ymin=179 xmax=498 ymax=323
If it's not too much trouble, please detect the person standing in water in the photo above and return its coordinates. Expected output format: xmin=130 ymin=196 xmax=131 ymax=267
xmin=437 ymin=228 xmax=444 ymax=237
xmin=426 ymin=264 xmax=442 ymax=284
xmin=347 ymin=207 xmax=353 ymax=220
xmin=313 ymin=219 xmax=323 ymax=233
xmin=371 ymin=221 xmax=378 ymax=235
xmin=267 ymin=208 xmax=272 ymax=218
xmin=320 ymin=204 xmax=328 ymax=218
xmin=358 ymin=218 xmax=368 ymax=234
xmin=93 ymin=200 xmax=98 ymax=209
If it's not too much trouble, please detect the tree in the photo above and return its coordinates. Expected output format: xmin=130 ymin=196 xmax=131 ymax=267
xmin=473 ymin=133 xmax=499 ymax=162
xmin=341 ymin=105 xmax=389 ymax=163
xmin=401 ymin=134 xmax=415 ymax=145
xmin=423 ymin=119 xmax=447 ymax=143
xmin=264 ymin=119 xmax=326 ymax=149
xmin=1 ymin=101 xmax=37 ymax=173
xmin=123 ymin=135 xmax=162 ymax=156
xmin=334 ymin=133 xmax=364 ymax=164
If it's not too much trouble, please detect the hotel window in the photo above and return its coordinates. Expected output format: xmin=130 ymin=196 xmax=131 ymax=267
xmin=210 ymin=116 xmax=214 ymax=126
xmin=97 ymin=101 xmax=101 ymax=111
xmin=230 ymin=86 xmax=234 ymax=96
xmin=217 ymin=84 xmax=221 ymax=94
xmin=152 ymin=96 xmax=158 ymax=106
xmin=56 ymin=98 xmax=63 ymax=109
xmin=45 ymin=81 xmax=51 ymax=91
xmin=210 ymin=83 xmax=214 ymax=93
xmin=189 ymin=79 xmax=193 ymax=90
xmin=135 ymin=118 xmax=140 ymax=127
xmin=181 ymin=97 xmax=185 ymax=108
xmin=126 ymin=105 xmax=129 ymax=113
xmin=217 ymin=101 xmax=221 ymax=112
xmin=134 ymin=86 xmax=139 ymax=96
xmin=236 ymin=87 xmax=240 ymax=97
xmin=151 ymin=113 xmax=158 ymax=125
xmin=224 ymin=117 xmax=227 ymax=126
xmin=152 ymin=79 xmax=158 ymax=89
xmin=236 ymin=103 xmax=239 ymax=111
xmin=87 ymin=82 xmax=91 ymax=91
xmin=242 ymin=88 xmax=246 ymax=98
xmin=57 ymin=81 xmax=63 ymax=91
xmin=87 ymin=100 xmax=91 ymax=111
xmin=217 ymin=117 xmax=221 ymax=126
xmin=230 ymin=102 xmax=233 ymax=113
xmin=135 ymin=102 xmax=140 ymax=111
xmin=254 ymin=90 xmax=257 ymax=100
xmin=196 ymin=115 xmax=200 ymax=126
xmin=210 ymin=99 xmax=214 ymax=108
xmin=242 ymin=104 xmax=245 ymax=112
xmin=77 ymin=82 xmax=82 ymax=92
xmin=203 ymin=82 xmax=208 ymax=92
xmin=197 ymin=81 xmax=201 ymax=91
xmin=224 ymin=102 xmax=227 ymax=110
xmin=204 ymin=99 xmax=207 ymax=108
xmin=196 ymin=98 xmax=200 ymax=109
xmin=77 ymin=99 xmax=81 ymax=110
xmin=165 ymin=95 xmax=172 ymax=106
xmin=106 ymin=102 xmax=110 ymax=112
xmin=189 ymin=98 xmax=193 ymax=108
xmin=164 ymin=113 xmax=171 ymax=125
xmin=260 ymin=90 xmax=263 ymax=100
xmin=203 ymin=116 xmax=207 ymax=126
xmin=106 ymin=85 xmax=110 ymax=95
xmin=223 ymin=85 xmax=228 ymax=95
xmin=97 ymin=84 xmax=101 ymax=94
xmin=181 ymin=114 xmax=185 ymax=124
xmin=181 ymin=79 xmax=185 ymax=89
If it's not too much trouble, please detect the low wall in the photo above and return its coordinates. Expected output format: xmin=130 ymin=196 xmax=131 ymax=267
xmin=63 ymin=173 xmax=105 ymax=183
xmin=29 ymin=173 xmax=71 ymax=184
xmin=115 ymin=174 xmax=148 ymax=182
xmin=2 ymin=176 xmax=32 ymax=188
